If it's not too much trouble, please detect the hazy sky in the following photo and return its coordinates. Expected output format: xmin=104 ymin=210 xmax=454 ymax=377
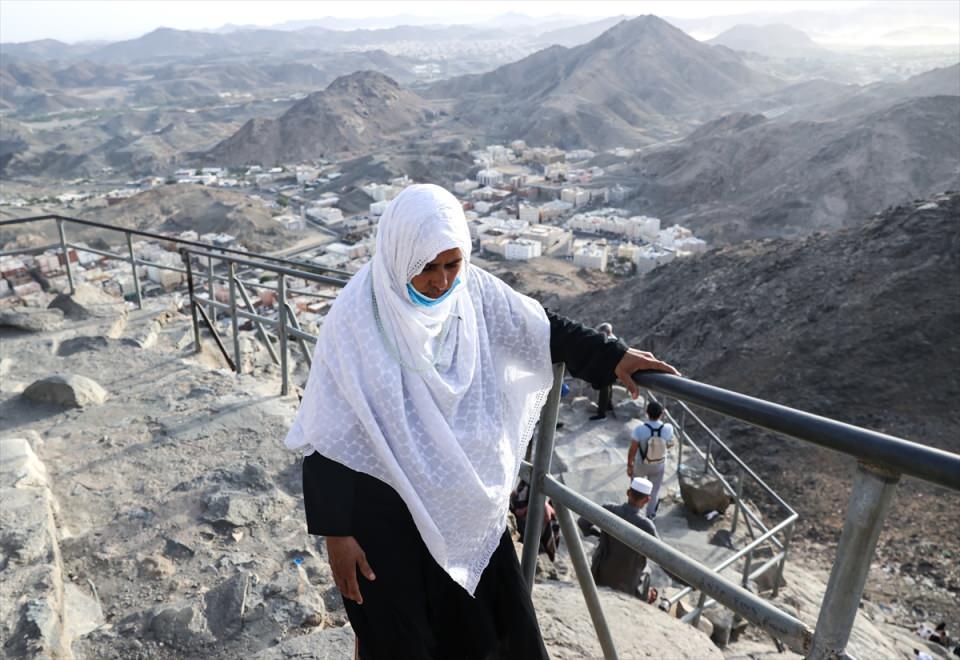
xmin=0 ymin=0 xmax=880 ymax=43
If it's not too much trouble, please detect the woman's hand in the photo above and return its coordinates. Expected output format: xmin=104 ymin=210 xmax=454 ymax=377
xmin=615 ymin=348 xmax=680 ymax=399
xmin=326 ymin=535 xmax=376 ymax=604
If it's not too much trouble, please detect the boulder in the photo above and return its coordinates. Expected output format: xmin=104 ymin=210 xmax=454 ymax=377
xmin=56 ymin=335 xmax=112 ymax=356
xmin=0 ymin=308 xmax=64 ymax=332
xmin=678 ymin=466 xmax=731 ymax=515
xmin=204 ymin=572 xmax=248 ymax=639
xmin=23 ymin=374 xmax=107 ymax=408
xmin=146 ymin=600 xmax=213 ymax=649
xmin=47 ymin=283 xmax=127 ymax=337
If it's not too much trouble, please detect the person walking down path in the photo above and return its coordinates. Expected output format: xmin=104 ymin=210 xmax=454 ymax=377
xmin=285 ymin=184 xmax=680 ymax=660
xmin=590 ymin=322 xmax=618 ymax=421
xmin=577 ymin=477 xmax=660 ymax=602
xmin=627 ymin=401 xmax=674 ymax=520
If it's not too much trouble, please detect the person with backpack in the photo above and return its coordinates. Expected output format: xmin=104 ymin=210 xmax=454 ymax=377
xmin=627 ymin=401 xmax=674 ymax=520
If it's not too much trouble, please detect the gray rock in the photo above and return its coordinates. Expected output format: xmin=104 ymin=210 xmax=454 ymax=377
xmin=252 ymin=625 xmax=355 ymax=659
xmin=678 ymin=466 xmax=731 ymax=515
xmin=0 ymin=307 xmax=64 ymax=332
xmin=201 ymin=489 xmax=287 ymax=529
xmin=204 ymin=572 xmax=248 ymax=640
xmin=47 ymin=283 xmax=124 ymax=321
xmin=146 ymin=600 xmax=213 ymax=649
xmin=23 ymin=374 xmax=108 ymax=408
xmin=56 ymin=335 xmax=111 ymax=356
xmin=3 ymin=597 xmax=65 ymax=659
xmin=163 ymin=537 xmax=196 ymax=561
xmin=138 ymin=554 xmax=176 ymax=580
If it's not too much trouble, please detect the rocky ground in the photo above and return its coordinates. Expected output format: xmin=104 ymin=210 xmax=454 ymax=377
xmin=1 ymin=288 xmax=727 ymax=659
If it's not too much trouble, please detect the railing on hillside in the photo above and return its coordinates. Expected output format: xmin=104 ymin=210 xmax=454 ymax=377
xmin=4 ymin=215 xmax=960 ymax=659
xmin=0 ymin=214 xmax=350 ymax=395
xmin=653 ymin=393 xmax=798 ymax=614
xmin=521 ymin=369 xmax=960 ymax=660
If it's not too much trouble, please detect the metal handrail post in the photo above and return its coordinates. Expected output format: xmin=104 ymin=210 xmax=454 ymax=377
xmin=235 ymin=278 xmax=279 ymax=365
xmin=731 ymin=468 xmax=744 ymax=534
xmin=207 ymin=255 xmax=216 ymax=325
xmin=56 ymin=218 xmax=75 ymax=294
xmin=284 ymin=301 xmax=313 ymax=369
xmin=228 ymin=262 xmax=241 ymax=374
xmin=554 ymin=503 xmax=618 ymax=660
xmin=772 ymin=521 xmax=793 ymax=598
xmin=742 ymin=548 xmax=753 ymax=587
xmin=125 ymin=233 xmax=142 ymax=309
xmin=808 ymin=462 xmax=900 ymax=659
xmin=180 ymin=250 xmax=201 ymax=353
xmin=690 ymin=591 xmax=707 ymax=627
xmin=278 ymin=274 xmax=289 ymax=396
xmin=704 ymin=433 xmax=713 ymax=474
xmin=521 ymin=363 xmax=565 ymax=589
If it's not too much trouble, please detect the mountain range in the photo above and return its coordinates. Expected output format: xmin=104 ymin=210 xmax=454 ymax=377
xmin=426 ymin=15 xmax=782 ymax=148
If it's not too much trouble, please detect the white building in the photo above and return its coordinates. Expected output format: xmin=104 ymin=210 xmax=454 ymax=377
xmin=561 ymin=187 xmax=590 ymax=208
xmin=275 ymin=213 xmax=305 ymax=231
xmin=454 ymin=179 xmax=480 ymax=195
xmin=296 ymin=166 xmax=320 ymax=184
xmin=476 ymin=169 xmax=503 ymax=187
xmin=573 ymin=241 xmax=608 ymax=271
xmin=519 ymin=204 xmax=541 ymax=223
xmin=474 ymin=200 xmax=494 ymax=215
xmin=504 ymin=239 xmax=542 ymax=260
xmin=519 ymin=225 xmax=572 ymax=255
xmin=540 ymin=200 xmax=574 ymax=221
xmin=634 ymin=246 xmax=675 ymax=274
xmin=674 ymin=236 xmax=708 ymax=255
xmin=326 ymin=242 xmax=368 ymax=259
xmin=306 ymin=206 xmax=343 ymax=225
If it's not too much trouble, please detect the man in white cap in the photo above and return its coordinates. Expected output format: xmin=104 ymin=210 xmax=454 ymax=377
xmin=578 ymin=477 xmax=660 ymax=601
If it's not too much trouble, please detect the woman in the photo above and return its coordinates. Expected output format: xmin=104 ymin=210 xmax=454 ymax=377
xmin=285 ymin=184 xmax=678 ymax=659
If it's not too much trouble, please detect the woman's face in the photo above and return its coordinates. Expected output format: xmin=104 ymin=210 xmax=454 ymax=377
xmin=410 ymin=247 xmax=463 ymax=298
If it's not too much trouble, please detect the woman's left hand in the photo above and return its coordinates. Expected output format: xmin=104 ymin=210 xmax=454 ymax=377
xmin=614 ymin=348 xmax=680 ymax=399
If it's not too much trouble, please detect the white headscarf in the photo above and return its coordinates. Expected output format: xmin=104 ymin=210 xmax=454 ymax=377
xmin=285 ymin=184 xmax=554 ymax=594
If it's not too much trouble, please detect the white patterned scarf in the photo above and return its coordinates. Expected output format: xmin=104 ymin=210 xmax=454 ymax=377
xmin=285 ymin=184 xmax=554 ymax=594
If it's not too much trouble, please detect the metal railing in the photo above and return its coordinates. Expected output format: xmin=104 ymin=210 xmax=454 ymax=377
xmin=521 ymin=370 xmax=960 ymax=660
xmin=651 ymin=393 xmax=799 ymax=622
xmin=5 ymin=215 xmax=960 ymax=658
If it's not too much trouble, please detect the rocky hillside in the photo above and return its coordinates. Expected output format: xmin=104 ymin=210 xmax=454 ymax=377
xmin=204 ymin=71 xmax=429 ymax=165
xmin=80 ymin=184 xmax=292 ymax=250
xmin=555 ymin=192 xmax=960 ymax=627
xmin=426 ymin=15 xmax=781 ymax=148
xmin=619 ymin=92 xmax=960 ymax=242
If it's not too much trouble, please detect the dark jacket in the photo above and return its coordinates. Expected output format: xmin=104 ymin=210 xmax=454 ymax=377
xmin=577 ymin=502 xmax=659 ymax=597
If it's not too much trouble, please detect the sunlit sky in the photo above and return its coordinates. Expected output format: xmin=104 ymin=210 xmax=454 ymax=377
xmin=0 ymin=0 xmax=882 ymax=43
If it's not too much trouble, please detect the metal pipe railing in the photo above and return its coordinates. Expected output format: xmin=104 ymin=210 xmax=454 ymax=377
xmin=542 ymin=473 xmax=814 ymax=654
xmin=634 ymin=372 xmax=960 ymax=491
xmin=0 ymin=214 xmax=352 ymax=278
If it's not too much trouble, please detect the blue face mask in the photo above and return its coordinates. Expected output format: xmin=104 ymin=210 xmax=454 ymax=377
xmin=407 ymin=276 xmax=461 ymax=307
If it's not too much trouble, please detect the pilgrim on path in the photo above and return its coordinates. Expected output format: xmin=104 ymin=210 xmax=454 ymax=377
xmin=285 ymin=184 xmax=680 ymax=660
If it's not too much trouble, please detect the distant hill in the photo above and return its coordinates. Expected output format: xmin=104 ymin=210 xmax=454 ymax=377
xmin=426 ymin=15 xmax=781 ymax=148
xmin=618 ymin=89 xmax=960 ymax=242
xmin=707 ymin=24 xmax=830 ymax=59
xmin=81 ymin=184 xmax=292 ymax=250
xmin=0 ymin=38 xmax=100 ymax=61
xmin=204 ymin=71 xmax=429 ymax=165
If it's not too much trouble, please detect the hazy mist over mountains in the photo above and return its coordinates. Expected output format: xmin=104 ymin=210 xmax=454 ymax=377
xmin=1 ymin=1 xmax=957 ymax=245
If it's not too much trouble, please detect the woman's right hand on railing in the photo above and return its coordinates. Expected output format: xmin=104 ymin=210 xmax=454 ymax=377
xmin=326 ymin=535 xmax=376 ymax=604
